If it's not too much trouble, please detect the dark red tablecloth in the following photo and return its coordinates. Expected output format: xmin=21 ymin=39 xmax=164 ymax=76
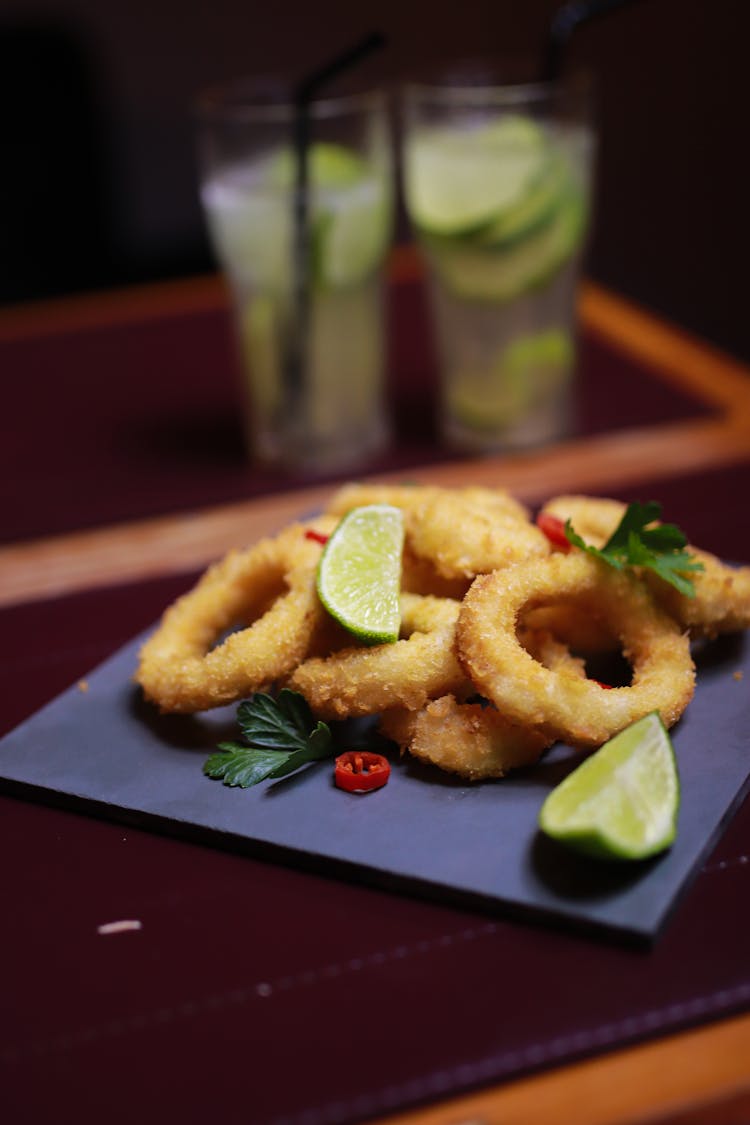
xmin=2 ymin=279 xmax=709 ymax=544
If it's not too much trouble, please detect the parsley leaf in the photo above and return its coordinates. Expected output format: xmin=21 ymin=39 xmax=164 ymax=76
xmin=564 ymin=500 xmax=704 ymax=596
xmin=203 ymin=689 xmax=334 ymax=788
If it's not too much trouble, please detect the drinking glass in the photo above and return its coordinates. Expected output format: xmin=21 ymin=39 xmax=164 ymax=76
xmin=402 ymin=78 xmax=595 ymax=454
xmin=196 ymin=82 xmax=393 ymax=472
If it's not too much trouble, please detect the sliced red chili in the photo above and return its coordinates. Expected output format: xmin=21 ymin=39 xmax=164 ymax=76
xmin=304 ymin=528 xmax=329 ymax=545
xmin=536 ymin=511 xmax=571 ymax=551
xmin=334 ymin=751 xmax=391 ymax=793
xmin=592 ymin=680 xmax=613 ymax=689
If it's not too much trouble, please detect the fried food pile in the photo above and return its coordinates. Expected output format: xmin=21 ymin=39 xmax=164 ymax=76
xmin=136 ymin=484 xmax=750 ymax=780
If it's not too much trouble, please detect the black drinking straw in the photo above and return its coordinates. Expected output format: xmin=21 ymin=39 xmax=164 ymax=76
xmin=542 ymin=0 xmax=641 ymax=82
xmin=284 ymin=32 xmax=386 ymax=443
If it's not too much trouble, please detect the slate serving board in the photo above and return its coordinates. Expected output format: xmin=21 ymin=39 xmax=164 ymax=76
xmin=0 ymin=627 xmax=748 ymax=944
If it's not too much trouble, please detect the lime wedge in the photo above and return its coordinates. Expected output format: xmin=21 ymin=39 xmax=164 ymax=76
xmin=316 ymin=504 xmax=404 ymax=644
xmin=405 ymin=115 xmax=548 ymax=237
xmin=538 ymin=712 xmax=680 ymax=861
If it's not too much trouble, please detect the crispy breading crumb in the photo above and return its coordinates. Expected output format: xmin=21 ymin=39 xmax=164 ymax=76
xmin=77 ymin=679 xmax=89 ymax=693
xmin=97 ymin=919 xmax=142 ymax=935
xmin=733 ymin=670 xmax=744 ymax=682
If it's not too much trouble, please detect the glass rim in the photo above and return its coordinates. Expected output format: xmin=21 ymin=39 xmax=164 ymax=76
xmin=195 ymin=81 xmax=387 ymax=124
xmin=402 ymin=75 xmax=592 ymax=108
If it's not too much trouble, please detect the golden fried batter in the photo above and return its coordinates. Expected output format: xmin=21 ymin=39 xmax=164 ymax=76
xmin=457 ymin=553 xmax=695 ymax=748
xmin=380 ymin=694 xmax=551 ymax=781
xmin=287 ymin=593 xmax=465 ymax=719
xmin=136 ymin=521 xmax=333 ymax=713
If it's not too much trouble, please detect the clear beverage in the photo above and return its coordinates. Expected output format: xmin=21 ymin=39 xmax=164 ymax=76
xmin=403 ymin=83 xmax=594 ymax=454
xmin=197 ymin=89 xmax=393 ymax=472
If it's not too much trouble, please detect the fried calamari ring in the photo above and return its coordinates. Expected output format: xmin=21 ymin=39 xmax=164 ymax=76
xmin=645 ymin=548 xmax=750 ymax=639
xmin=328 ymin=483 xmax=545 ymax=581
xmin=407 ymin=487 xmax=550 ymax=580
xmin=136 ymin=521 xmax=333 ymax=713
xmin=325 ymin=482 xmax=439 ymax=518
xmin=457 ymin=553 xmax=695 ymax=748
xmin=287 ymin=593 xmax=465 ymax=719
xmin=380 ymin=694 xmax=551 ymax=781
xmin=542 ymin=494 xmax=750 ymax=637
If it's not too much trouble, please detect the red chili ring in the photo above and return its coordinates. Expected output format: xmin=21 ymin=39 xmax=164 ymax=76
xmin=535 ymin=512 xmax=571 ymax=551
xmin=334 ymin=751 xmax=391 ymax=793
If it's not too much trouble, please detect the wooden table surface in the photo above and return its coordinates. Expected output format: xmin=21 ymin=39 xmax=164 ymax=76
xmin=2 ymin=251 xmax=750 ymax=1124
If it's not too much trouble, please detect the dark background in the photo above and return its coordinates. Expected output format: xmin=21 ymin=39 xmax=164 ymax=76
xmin=0 ymin=0 xmax=746 ymax=360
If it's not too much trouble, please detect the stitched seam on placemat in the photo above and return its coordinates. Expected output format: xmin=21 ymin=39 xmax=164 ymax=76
xmin=702 ymin=853 xmax=750 ymax=874
xmin=265 ymin=981 xmax=750 ymax=1125
xmin=2 ymin=905 xmax=748 ymax=1090
xmin=0 ymin=921 xmax=499 ymax=1065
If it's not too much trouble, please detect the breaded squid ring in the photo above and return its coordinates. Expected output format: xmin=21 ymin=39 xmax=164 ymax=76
xmin=325 ymin=482 xmax=439 ymax=518
xmin=328 ymin=482 xmax=546 ymax=581
xmin=380 ymin=694 xmax=552 ymax=781
xmin=407 ymin=486 xmax=550 ymax=580
xmin=457 ymin=553 xmax=695 ymax=748
xmin=287 ymin=593 xmax=465 ymax=719
xmin=136 ymin=521 xmax=333 ymax=713
xmin=541 ymin=494 xmax=750 ymax=637
xmin=645 ymin=548 xmax=750 ymax=639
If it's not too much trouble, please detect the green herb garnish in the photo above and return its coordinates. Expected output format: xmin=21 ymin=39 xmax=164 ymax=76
xmin=565 ymin=500 xmax=703 ymax=596
xmin=203 ymin=688 xmax=389 ymax=789
xmin=203 ymin=689 xmax=334 ymax=788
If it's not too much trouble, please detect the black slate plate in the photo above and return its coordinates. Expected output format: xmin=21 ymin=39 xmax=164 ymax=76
xmin=0 ymin=627 xmax=748 ymax=944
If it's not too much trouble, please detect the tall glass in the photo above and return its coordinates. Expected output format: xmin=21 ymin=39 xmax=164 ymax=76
xmin=402 ymin=79 xmax=594 ymax=454
xmin=196 ymin=84 xmax=393 ymax=473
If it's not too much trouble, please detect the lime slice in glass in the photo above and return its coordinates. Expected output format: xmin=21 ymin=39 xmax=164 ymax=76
xmin=316 ymin=504 xmax=404 ymax=644
xmin=425 ymin=185 xmax=586 ymax=302
xmin=405 ymin=114 xmax=548 ymax=237
xmin=538 ymin=712 xmax=680 ymax=861
xmin=448 ymin=328 xmax=574 ymax=432
xmin=265 ymin=143 xmax=390 ymax=290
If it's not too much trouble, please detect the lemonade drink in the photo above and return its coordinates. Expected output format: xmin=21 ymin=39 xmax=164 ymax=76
xmin=404 ymin=84 xmax=594 ymax=453
xmin=198 ymin=90 xmax=392 ymax=471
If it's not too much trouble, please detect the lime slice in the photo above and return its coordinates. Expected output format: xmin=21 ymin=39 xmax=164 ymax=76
xmin=317 ymin=504 xmax=404 ymax=644
xmin=425 ymin=186 xmax=586 ymax=303
xmin=479 ymin=152 xmax=570 ymax=249
xmin=265 ymin=143 xmax=390 ymax=290
xmin=405 ymin=115 xmax=548 ymax=237
xmin=448 ymin=328 xmax=574 ymax=432
xmin=538 ymin=712 xmax=680 ymax=861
